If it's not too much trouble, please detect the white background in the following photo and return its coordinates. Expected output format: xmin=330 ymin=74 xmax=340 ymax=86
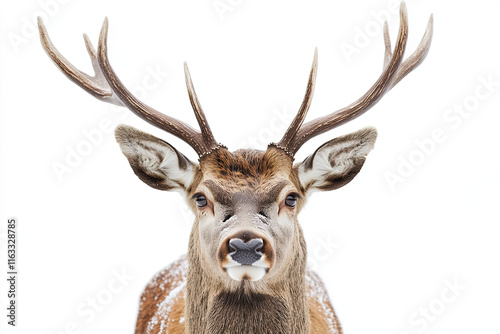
xmin=1 ymin=0 xmax=499 ymax=333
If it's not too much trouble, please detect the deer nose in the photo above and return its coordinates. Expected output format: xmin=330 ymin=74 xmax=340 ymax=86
xmin=228 ymin=238 xmax=264 ymax=265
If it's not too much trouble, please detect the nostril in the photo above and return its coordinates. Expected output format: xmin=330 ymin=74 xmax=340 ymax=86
xmin=228 ymin=239 xmax=243 ymax=253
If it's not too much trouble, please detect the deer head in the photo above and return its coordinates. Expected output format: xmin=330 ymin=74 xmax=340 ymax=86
xmin=38 ymin=4 xmax=432 ymax=330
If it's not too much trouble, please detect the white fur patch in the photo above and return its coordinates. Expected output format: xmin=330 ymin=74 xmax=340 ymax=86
xmin=224 ymin=253 xmax=269 ymax=281
xmin=299 ymin=140 xmax=357 ymax=188
xmin=119 ymin=133 xmax=194 ymax=189
xmin=226 ymin=265 xmax=267 ymax=281
xmin=157 ymin=145 xmax=194 ymax=187
xmin=298 ymin=128 xmax=376 ymax=191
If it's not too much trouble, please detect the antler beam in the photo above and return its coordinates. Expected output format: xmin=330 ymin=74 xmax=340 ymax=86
xmin=38 ymin=17 xmax=221 ymax=157
xmin=277 ymin=3 xmax=433 ymax=156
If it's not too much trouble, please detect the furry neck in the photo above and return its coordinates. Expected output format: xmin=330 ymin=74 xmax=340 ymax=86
xmin=185 ymin=224 xmax=310 ymax=334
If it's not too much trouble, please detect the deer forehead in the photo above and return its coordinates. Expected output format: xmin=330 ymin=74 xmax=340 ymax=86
xmin=194 ymin=148 xmax=301 ymax=204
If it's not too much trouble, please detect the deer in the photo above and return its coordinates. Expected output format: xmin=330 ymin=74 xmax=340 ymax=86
xmin=38 ymin=3 xmax=432 ymax=333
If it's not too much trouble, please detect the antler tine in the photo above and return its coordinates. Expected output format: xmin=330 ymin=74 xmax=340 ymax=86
xmin=277 ymin=48 xmax=318 ymax=149
xmin=183 ymin=63 xmax=218 ymax=150
xmin=279 ymin=3 xmax=432 ymax=156
xmin=382 ymin=21 xmax=393 ymax=69
xmin=387 ymin=14 xmax=433 ymax=88
xmin=37 ymin=17 xmax=122 ymax=105
xmin=82 ymin=33 xmax=104 ymax=83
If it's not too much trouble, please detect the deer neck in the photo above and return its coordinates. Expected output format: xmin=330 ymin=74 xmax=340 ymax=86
xmin=185 ymin=222 xmax=310 ymax=334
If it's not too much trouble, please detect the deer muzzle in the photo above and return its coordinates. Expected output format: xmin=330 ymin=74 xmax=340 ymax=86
xmin=218 ymin=231 xmax=274 ymax=281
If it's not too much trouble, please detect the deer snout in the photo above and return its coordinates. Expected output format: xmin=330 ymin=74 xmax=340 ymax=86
xmin=218 ymin=231 xmax=274 ymax=282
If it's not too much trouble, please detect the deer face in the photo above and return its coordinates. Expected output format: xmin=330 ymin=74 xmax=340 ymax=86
xmin=115 ymin=125 xmax=377 ymax=283
xmin=193 ymin=149 xmax=301 ymax=283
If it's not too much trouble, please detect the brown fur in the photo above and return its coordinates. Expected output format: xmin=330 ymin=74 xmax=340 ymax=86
xmin=135 ymin=258 xmax=187 ymax=334
xmin=199 ymin=147 xmax=295 ymax=191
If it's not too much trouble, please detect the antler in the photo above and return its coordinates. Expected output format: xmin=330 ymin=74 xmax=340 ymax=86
xmin=274 ymin=3 xmax=433 ymax=157
xmin=38 ymin=17 xmax=222 ymax=157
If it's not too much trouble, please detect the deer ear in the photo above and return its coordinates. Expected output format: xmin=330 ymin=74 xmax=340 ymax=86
xmin=296 ymin=127 xmax=377 ymax=192
xmin=114 ymin=125 xmax=197 ymax=191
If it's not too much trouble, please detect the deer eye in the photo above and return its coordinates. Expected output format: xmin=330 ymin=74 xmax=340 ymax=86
xmin=285 ymin=194 xmax=297 ymax=208
xmin=195 ymin=195 xmax=208 ymax=208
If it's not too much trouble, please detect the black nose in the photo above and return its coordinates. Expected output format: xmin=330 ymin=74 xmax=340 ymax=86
xmin=228 ymin=238 xmax=264 ymax=265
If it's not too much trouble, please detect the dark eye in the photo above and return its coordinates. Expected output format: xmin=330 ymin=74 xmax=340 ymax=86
xmin=285 ymin=194 xmax=297 ymax=207
xmin=195 ymin=195 xmax=208 ymax=208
